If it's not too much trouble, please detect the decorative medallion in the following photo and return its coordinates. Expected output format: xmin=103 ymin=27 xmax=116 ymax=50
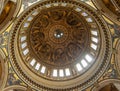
xmin=9 ymin=0 xmax=112 ymax=90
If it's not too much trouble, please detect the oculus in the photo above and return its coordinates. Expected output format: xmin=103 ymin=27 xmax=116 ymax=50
xmin=9 ymin=0 xmax=112 ymax=90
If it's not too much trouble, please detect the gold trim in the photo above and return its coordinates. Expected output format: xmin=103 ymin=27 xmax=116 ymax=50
xmin=0 ymin=48 xmax=8 ymax=90
xmin=0 ymin=0 xmax=22 ymax=33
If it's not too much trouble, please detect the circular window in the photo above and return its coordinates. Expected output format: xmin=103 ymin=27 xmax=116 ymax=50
xmin=9 ymin=0 xmax=112 ymax=90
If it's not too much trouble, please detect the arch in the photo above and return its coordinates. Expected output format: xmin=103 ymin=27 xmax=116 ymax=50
xmin=0 ymin=0 xmax=22 ymax=33
xmin=3 ymin=85 xmax=27 ymax=91
xmin=92 ymin=79 xmax=120 ymax=91
xmin=0 ymin=48 xmax=8 ymax=90
xmin=92 ymin=0 xmax=120 ymax=25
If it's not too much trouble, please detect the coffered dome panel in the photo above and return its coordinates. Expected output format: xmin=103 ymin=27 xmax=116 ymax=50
xmin=8 ymin=0 xmax=112 ymax=90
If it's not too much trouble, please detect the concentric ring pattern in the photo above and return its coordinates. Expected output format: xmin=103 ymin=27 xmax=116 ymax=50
xmin=9 ymin=0 xmax=112 ymax=90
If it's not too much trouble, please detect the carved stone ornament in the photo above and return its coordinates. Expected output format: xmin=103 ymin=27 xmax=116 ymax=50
xmin=0 ymin=0 xmax=4 ymax=14
xmin=92 ymin=0 xmax=120 ymax=25
xmin=0 ymin=48 xmax=8 ymax=91
xmin=115 ymin=39 xmax=120 ymax=76
xmin=92 ymin=79 xmax=120 ymax=91
xmin=8 ymin=0 xmax=112 ymax=90
xmin=0 ymin=0 xmax=22 ymax=33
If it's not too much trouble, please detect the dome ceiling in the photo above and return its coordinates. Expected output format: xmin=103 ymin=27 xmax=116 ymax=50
xmin=28 ymin=6 xmax=90 ymax=67
xmin=8 ymin=0 xmax=113 ymax=91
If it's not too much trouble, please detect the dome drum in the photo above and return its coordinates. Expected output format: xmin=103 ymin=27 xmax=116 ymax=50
xmin=8 ymin=0 xmax=112 ymax=90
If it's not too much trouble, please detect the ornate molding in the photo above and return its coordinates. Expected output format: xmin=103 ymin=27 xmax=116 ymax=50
xmin=115 ymin=39 xmax=120 ymax=76
xmin=3 ymin=85 xmax=27 ymax=91
xmin=8 ymin=0 xmax=112 ymax=90
xmin=92 ymin=79 xmax=120 ymax=91
xmin=0 ymin=0 xmax=22 ymax=33
xmin=92 ymin=0 xmax=120 ymax=25
xmin=0 ymin=48 xmax=8 ymax=90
